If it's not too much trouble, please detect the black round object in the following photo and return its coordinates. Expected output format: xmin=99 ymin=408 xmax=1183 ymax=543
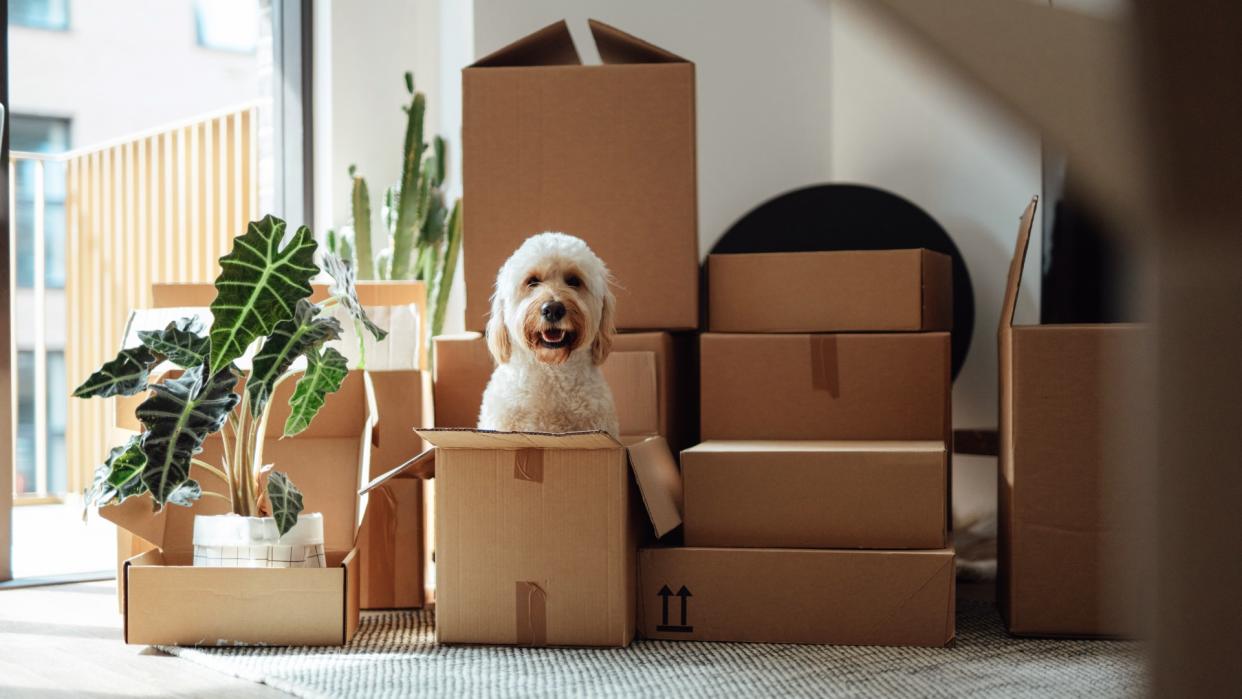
xmin=711 ymin=184 xmax=974 ymax=380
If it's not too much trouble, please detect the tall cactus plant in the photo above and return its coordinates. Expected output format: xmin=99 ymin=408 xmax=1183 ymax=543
xmin=327 ymin=72 xmax=463 ymax=351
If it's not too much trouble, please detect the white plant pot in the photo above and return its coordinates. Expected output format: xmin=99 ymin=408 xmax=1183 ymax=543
xmin=192 ymin=513 xmax=326 ymax=568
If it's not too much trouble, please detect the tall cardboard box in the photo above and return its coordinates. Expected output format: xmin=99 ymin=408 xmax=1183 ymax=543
xmin=433 ymin=331 xmax=694 ymax=450
xmin=708 ymin=249 xmax=953 ymax=333
xmin=999 ymin=198 xmax=1153 ymax=637
xmin=103 ymin=371 xmax=376 ymax=646
xmin=367 ymin=431 xmax=683 ymax=647
xmin=682 ymin=441 xmax=947 ymax=549
xmin=462 ymin=19 xmax=698 ymax=331
xmin=638 ymin=546 xmax=955 ymax=647
xmin=700 ymin=332 xmax=951 ymax=441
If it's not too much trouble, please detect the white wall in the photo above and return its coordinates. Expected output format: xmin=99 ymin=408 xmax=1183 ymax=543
xmin=9 ymin=0 xmax=259 ymax=147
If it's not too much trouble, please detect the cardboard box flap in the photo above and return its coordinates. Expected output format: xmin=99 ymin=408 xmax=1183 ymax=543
xmin=1001 ymin=196 xmax=1040 ymax=329
xmin=416 ymin=428 xmax=620 ymax=450
xmin=588 ymin=19 xmax=687 ymax=64
xmin=626 ymin=436 xmax=683 ymax=538
xmin=600 ymin=350 xmax=659 ymax=437
xmin=685 ymin=440 xmax=946 ymax=454
xmin=359 ymin=447 xmax=436 ymax=495
xmin=472 ymin=19 xmax=580 ymax=68
xmin=102 ymin=372 xmax=378 ymax=558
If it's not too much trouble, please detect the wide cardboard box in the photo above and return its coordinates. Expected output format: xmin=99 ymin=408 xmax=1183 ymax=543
xmin=638 ymin=546 xmax=955 ymax=646
xmin=700 ymin=332 xmax=951 ymax=441
xmin=999 ymin=199 xmax=1153 ymax=637
xmin=367 ymin=430 xmax=683 ymax=647
xmin=708 ymin=249 xmax=952 ymax=332
xmin=148 ymin=282 xmax=432 ymax=610
xmin=682 ymin=441 xmax=947 ymax=549
xmin=433 ymin=331 xmax=694 ymax=449
xmin=103 ymin=371 xmax=377 ymax=646
xmin=462 ymin=19 xmax=698 ymax=331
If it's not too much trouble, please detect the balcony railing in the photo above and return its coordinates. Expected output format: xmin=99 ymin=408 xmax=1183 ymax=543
xmin=8 ymin=104 xmax=259 ymax=503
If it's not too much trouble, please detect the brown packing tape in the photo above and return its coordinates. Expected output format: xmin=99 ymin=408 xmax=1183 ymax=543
xmin=809 ymin=335 xmax=840 ymax=397
xmin=513 ymin=449 xmax=544 ymax=483
xmin=515 ymin=581 xmax=548 ymax=647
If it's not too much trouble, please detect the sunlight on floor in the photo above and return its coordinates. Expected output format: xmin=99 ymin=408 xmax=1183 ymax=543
xmin=12 ymin=501 xmax=117 ymax=578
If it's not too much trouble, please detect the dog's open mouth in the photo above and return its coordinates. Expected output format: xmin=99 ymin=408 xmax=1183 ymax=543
xmin=538 ymin=328 xmax=573 ymax=349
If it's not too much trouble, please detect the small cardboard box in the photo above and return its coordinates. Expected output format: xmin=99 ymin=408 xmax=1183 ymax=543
xmin=999 ymin=198 xmax=1153 ymax=637
xmin=103 ymin=371 xmax=377 ymax=646
xmin=638 ymin=545 xmax=955 ymax=646
xmin=682 ymin=441 xmax=947 ymax=549
xmin=708 ymin=249 xmax=953 ymax=333
xmin=367 ymin=430 xmax=683 ymax=647
xmin=462 ymin=19 xmax=699 ymax=331
xmin=433 ymin=331 xmax=693 ymax=449
xmin=700 ymin=332 xmax=951 ymax=441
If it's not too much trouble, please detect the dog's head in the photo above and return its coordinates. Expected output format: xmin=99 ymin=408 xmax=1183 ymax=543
xmin=487 ymin=232 xmax=615 ymax=366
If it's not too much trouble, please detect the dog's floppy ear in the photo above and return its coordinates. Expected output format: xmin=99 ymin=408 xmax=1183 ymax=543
xmin=486 ymin=293 xmax=512 ymax=364
xmin=592 ymin=286 xmax=616 ymax=365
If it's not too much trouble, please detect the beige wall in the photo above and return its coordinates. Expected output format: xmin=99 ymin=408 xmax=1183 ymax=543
xmin=8 ymin=0 xmax=260 ymax=148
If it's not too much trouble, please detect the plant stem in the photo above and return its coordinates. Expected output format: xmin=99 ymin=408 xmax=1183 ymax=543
xmin=201 ymin=490 xmax=232 ymax=503
xmin=191 ymin=459 xmax=229 ymax=485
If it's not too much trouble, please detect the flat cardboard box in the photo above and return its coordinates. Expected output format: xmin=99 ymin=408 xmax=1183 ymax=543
xmin=148 ymin=282 xmax=432 ymax=611
xmin=365 ymin=430 xmax=683 ymax=647
xmin=682 ymin=441 xmax=947 ymax=549
xmin=999 ymin=198 xmax=1153 ymax=637
xmin=462 ymin=20 xmax=699 ymax=331
xmin=433 ymin=331 xmax=694 ymax=449
xmin=638 ymin=546 xmax=955 ymax=646
xmin=700 ymin=332 xmax=951 ymax=441
xmin=103 ymin=371 xmax=377 ymax=646
xmin=708 ymin=249 xmax=952 ymax=332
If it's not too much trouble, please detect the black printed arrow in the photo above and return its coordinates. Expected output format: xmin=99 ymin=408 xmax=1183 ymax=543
xmin=656 ymin=584 xmax=693 ymax=633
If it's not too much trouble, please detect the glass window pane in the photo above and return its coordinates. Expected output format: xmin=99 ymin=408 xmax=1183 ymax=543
xmin=194 ymin=0 xmax=259 ymax=53
xmin=47 ymin=352 xmax=68 ymax=494
xmin=9 ymin=0 xmax=70 ymax=31
xmin=16 ymin=351 xmax=36 ymax=495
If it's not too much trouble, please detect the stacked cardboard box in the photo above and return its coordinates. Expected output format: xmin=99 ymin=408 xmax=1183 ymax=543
xmin=638 ymin=249 xmax=957 ymax=647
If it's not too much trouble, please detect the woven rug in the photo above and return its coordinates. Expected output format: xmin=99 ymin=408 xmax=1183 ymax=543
xmin=160 ymin=598 xmax=1143 ymax=698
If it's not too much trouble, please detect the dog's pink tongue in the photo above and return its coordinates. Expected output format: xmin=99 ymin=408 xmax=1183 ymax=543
xmin=542 ymin=329 xmax=565 ymax=342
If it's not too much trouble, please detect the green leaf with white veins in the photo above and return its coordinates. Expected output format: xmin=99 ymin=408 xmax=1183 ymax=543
xmin=136 ymin=365 xmax=240 ymax=509
xmin=284 ymin=346 xmax=349 ymax=437
xmin=265 ymin=470 xmax=304 ymax=537
xmin=84 ymin=436 xmax=149 ymax=509
xmin=321 ymin=253 xmax=388 ymax=341
xmin=72 ymin=346 xmax=159 ymax=398
xmin=247 ymin=299 xmax=343 ymax=416
xmin=209 ymin=215 xmax=319 ymax=375
xmin=137 ymin=317 xmax=210 ymax=369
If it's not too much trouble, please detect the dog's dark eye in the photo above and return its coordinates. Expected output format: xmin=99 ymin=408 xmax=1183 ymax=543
xmin=526 ymin=275 xmax=540 ymax=287
xmin=565 ymin=275 xmax=582 ymax=288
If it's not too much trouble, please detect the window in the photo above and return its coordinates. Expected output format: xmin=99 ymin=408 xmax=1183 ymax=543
xmin=11 ymin=114 xmax=69 ymax=290
xmin=9 ymin=0 xmax=69 ymax=31
xmin=194 ymin=0 xmax=259 ymax=53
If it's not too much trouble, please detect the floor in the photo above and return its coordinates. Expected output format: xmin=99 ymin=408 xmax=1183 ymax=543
xmin=0 ymin=580 xmax=287 ymax=698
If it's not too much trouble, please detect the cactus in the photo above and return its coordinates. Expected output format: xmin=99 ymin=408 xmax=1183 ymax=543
xmin=342 ymin=72 xmax=463 ymax=361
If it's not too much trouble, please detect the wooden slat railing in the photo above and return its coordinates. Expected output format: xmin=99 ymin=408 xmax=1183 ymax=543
xmin=65 ymin=105 xmax=258 ymax=495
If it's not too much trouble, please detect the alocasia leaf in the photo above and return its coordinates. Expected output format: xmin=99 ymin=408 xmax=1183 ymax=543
xmin=136 ymin=365 xmax=240 ymax=509
xmin=284 ymin=347 xmax=349 ymax=437
xmin=265 ymin=470 xmax=304 ymax=537
xmin=208 ymin=215 xmax=319 ymax=375
xmin=83 ymin=436 xmax=149 ymax=508
xmin=137 ymin=317 xmax=210 ymax=368
xmin=166 ymin=479 xmax=202 ymax=508
xmin=72 ymin=346 xmax=158 ymax=398
xmin=321 ymin=253 xmax=388 ymax=341
xmin=247 ymin=299 xmax=343 ymax=416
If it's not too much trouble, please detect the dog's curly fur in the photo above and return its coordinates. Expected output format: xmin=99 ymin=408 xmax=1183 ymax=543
xmin=478 ymin=232 xmax=620 ymax=436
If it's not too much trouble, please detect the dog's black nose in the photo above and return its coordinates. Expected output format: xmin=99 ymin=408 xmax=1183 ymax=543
xmin=541 ymin=301 xmax=566 ymax=322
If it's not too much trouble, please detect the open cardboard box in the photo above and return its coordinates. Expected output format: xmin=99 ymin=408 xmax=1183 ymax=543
xmin=102 ymin=371 xmax=377 ymax=646
xmin=999 ymin=198 xmax=1153 ymax=637
xmin=145 ymin=281 xmax=434 ymax=610
xmin=364 ymin=430 xmax=684 ymax=648
xmin=462 ymin=19 xmax=699 ymax=331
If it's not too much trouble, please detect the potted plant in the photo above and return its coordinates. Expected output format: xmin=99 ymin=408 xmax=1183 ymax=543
xmin=76 ymin=215 xmax=386 ymax=568
xmin=326 ymin=72 xmax=463 ymax=355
